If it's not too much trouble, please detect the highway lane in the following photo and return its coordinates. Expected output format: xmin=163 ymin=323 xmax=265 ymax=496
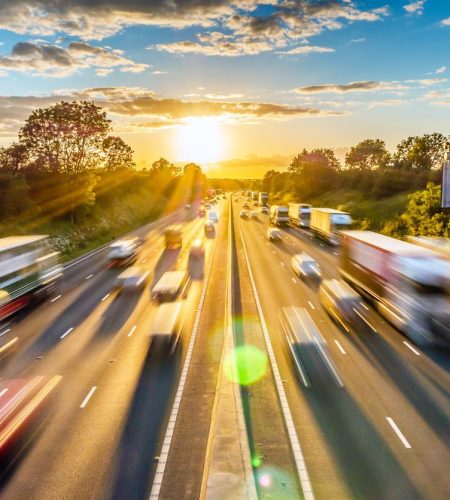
xmin=0 ymin=201 xmax=224 ymax=498
xmin=233 ymin=197 xmax=450 ymax=499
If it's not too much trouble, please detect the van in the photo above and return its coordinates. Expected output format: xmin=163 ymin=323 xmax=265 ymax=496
xmin=149 ymin=302 xmax=185 ymax=349
xmin=151 ymin=270 xmax=188 ymax=301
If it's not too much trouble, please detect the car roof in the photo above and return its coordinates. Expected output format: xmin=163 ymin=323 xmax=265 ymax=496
xmin=152 ymin=271 xmax=186 ymax=293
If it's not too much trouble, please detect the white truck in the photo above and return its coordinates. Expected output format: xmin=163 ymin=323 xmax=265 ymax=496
xmin=310 ymin=208 xmax=352 ymax=245
xmin=258 ymin=192 xmax=269 ymax=206
xmin=288 ymin=203 xmax=312 ymax=228
xmin=269 ymin=205 xmax=289 ymax=226
xmin=339 ymin=230 xmax=450 ymax=346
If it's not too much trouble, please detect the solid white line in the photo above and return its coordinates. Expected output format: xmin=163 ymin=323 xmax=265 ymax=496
xmin=334 ymin=340 xmax=346 ymax=355
xmin=0 ymin=328 xmax=11 ymax=337
xmin=149 ymin=217 xmax=218 ymax=499
xmin=238 ymin=225 xmax=315 ymax=500
xmin=403 ymin=341 xmax=420 ymax=356
xmin=85 ymin=274 xmax=94 ymax=280
xmin=333 ymin=251 xmax=338 ymax=256
xmin=291 ymin=278 xmax=297 ymax=284
xmin=101 ymin=293 xmax=110 ymax=302
xmin=0 ymin=337 xmax=18 ymax=354
xmin=361 ymin=302 xmax=369 ymax=311
xmin=80 ymin=386 xmax=97 ymax=408
xmin=0 ymin=388 xmax=8 ymax=397
xmin=128 ymin=325 xmax=137 ymax=337
xmin=51 ymin=294 xmax=62 ymax=303
xmin=386 ymin=417 xmax=412 ymax=448
xmin=308 ymin=301 xmax=315 ymax=310
xmin=60 ymin=327 xmax=73 ymax=339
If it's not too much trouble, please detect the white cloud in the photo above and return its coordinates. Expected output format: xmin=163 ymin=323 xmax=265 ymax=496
xmin=441 ymin=17 xmax=450 ymax=26
xmin=279 ymin=45 xmax=335 ymax=55
xmin=436 ymin=66 xmax=447 ymax=74
xmin=403 ymin=1 xmax=426 ymax=15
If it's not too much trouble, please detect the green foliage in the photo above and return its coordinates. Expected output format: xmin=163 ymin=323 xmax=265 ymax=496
xmin=102 ymin=136 xmax=135 ymax=171
xmin=0 ymin=173 xmax=36 ymax=220
xmin=345 ymin=139 xmax=390 ymax=171
xmin=393 ymin=133 xmax=446 ymax=171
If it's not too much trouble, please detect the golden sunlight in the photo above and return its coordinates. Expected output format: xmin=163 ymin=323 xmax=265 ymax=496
xmin=175 ymin=118 xmax=226 ymax=165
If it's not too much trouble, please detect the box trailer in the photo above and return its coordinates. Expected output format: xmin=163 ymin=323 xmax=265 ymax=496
xmin=310 ymin=208 xmax=352 ymax=245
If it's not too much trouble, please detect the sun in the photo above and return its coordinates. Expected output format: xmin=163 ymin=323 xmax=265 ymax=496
xmin=176 ymin=117 xmax=226 ymax=166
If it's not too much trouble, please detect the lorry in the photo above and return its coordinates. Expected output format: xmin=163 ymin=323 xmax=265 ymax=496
xmin=339 ymin=230 xmax=450 ymax=346
xmin=252 ymin=191 xmax=259 ymax=201
xmin=310 ymin=208 xmax=352 ymax=245
xmin=0 ymin=236 xmax=62 ymax=323
xmin=258 ymin=192 xmax=269 ymax=206
xmin=288 ymin=203 xmax=312 ymax=228
xmin=269 ymin=205 xmax=289 ymax=226
xmin=165 ymin=225 xmax=182 ymax=249
xmin=151 ymin=270 xmax=188 ymax=301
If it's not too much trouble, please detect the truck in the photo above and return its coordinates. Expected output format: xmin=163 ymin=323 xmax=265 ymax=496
xmin=164 ymin=225 xmax=182 ymax=249
xmin=310 ymin=208 xmax=352 ymax=245
xmin=288 ymin=203 xmax=312 ymax=228
xmin=0 ymin=236 xmax=63 ymax=323
xmin=339 ymin=230 xmax=450 ymax=346
xmin=269 ymin=205 xmax=289 ymax=226
xmin=251 ymin=191 xmax=259 ymax=201
xmin=258 ymin=192 xmax=269 ymax=206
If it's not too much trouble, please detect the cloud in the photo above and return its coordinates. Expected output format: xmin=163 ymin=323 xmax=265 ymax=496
xmin=279 ymin=45 xmax=335 ymax=55
xmin=436 ymin=66 xmax=446 ymax=74
xmin=294 ymin=81 xmax=384 ymax=93
xmin=441 ymin=17 xmax=450 ymax=26
xmin=350 ymin=38 xmax=365 ymax=43
xmin=152 ymin=70 xmax=168 ymax=75
xmin=0 ymin=41 xmax=149 ymax=77
xmin=368 ymin=99 xmax=408 ymax=109
xmin=403 ymin=1 xmax=426 ymax=15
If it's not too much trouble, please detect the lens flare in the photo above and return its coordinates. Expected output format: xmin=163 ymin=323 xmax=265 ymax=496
xmin=224 ymin=345 xmax=268 ymax=386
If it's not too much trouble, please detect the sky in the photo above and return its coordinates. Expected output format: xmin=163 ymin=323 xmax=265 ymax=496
xmin=0 ymin=0 xmax=449 ymax=177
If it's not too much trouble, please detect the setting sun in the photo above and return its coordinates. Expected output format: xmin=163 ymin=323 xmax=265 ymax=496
xmin=175 ymin=118 xmax=226 ymax=165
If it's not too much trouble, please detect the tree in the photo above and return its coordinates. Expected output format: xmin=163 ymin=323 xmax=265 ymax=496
xmin=394 ymin=133 xmax=447 ymax=171
xmin=401 ymin=182 xmax=449 ymax=237
xmin=289 ymin=148 xmax=340 ymax=173
xmin=102 ymin=136 xmax=135 ymax=171
xmin=0 ymin=142 xmax=29 ymax=173
xmin=150 ymin=157 xmax=180 ymax=177
xmin=345 ymin=139 xmax=390 ymax=171
xmin=0 ymin=173 xmax=35 ymax=220
xmin=19 ymin=100 xmax=111 ymax=174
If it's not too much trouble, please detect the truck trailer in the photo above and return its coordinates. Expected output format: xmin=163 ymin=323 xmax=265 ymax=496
xmin=339 ymin=230 xmax=450 ymax=346
xmin=310 ymin=208 xmax=352 ymax=245
xmin=288 ymin=203 xmax=312 ymax=228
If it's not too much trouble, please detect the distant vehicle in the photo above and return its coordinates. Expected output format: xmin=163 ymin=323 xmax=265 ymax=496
xmin=208 ymin=211 xmax=219 ymax=223
xmin=319 ymin=279 xmax=373 ymax=332
xmin=267 ymin=228 xmax=282 ymax=241
xmin=250 ymin=211 xmax=258 ymax=219
xmin=184 ymin=204 xmax=191 ymax=210
xmin=205 ymin=203 xmax=211 ymax=210
xmin=269 ymin=205 xmax=289 ymax=226
xmin=151 ymin=270 xmax=188 ymax=301
xmin=339 ymin=230 xmax=450 ymax=346
xmin=116 ymin=266 xmax=149 ymax=291
xmin=240 ymin=210 xmax=249 ymax=218
xmin=261 ymin=206 xmax=269 ymax=215
xmin=198 ymin=207 xmax=206 ymax=217
xmin=253 ymin=201 xmax=258 ymax=207
xmin=149 ymin=302 xmax=185 ymax=351
xmin=289 ymin=203 xmax=312 ymax=228
xmin=108 ymin=238 xmax=139 ymax=267
xmin=259 ymin=192 xmax=269 ymax=206
xmin=204 ymin=220 xmax=215 ymax=235
xmin=189 ymin=239 xmax=205 ymax=259
xmin=165 ymin=225 xmax=182 ymax=249
xmin=310 ymin=208 xmax=352 ymax=245
xmin=243 ymin=202 xmax=250 ymax=209
xmin=251 ymin=191 xmax=259 ymax=201
xmin=291 ymin=253 xmax=321 ymax=280
xmin=0 ymin=235 xmax=63 ymax=323
xmin=200 ymin=200 xmax=205 ymax=206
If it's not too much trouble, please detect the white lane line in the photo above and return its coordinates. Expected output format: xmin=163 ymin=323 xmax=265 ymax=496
xmin=0 ymin=388 xmax=8 ymax=397
xmin=403 ymin=341 xmax=420 ymax=356
xmin=291 ymin=278 xmax=297 ymax=284
xmin=51 ymin=294 xmax=62 ymax=303
xmin=101 ymin=293 xmax=110 ymax=302
xmin=361 ymin=302 xmax=369 ymax=311
xmin=272 ymin=250 xmax=276 ymax=254
xmin=334 ymin=340 xmax=346 ymax=355
xmin=0 ymin=328 xmax=11 ymax=337
xmin=0 ymin=337 xmax=18 ymax=354
xmin=333 ymin=251 xmax=338 ymax=256
xmin=149 ymin=214 xmax=218 ymax=500
xmin=85 ymin=274 xmax=94 ymax=280
xmin=386 ymin=417 xmax=412 ymax=449
xmin=128 ymin=325 xmax=137 ymax=337
xmin=320 ymin=243 xmax=324 ymax=247
xmin=80 ymin=386 xmax=97 ymax=408
xmin=308 ymin=301 xmax=315 ymax=310
xmin=60 ymin=327 xmax=74 ymax=339
xmin=143 ymin=259 xmax=147 ymax=263
xmin=238 ymin=224 xmax=315 ymax=500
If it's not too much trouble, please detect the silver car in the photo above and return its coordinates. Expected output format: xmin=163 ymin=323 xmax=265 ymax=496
xmin=291 ymin=253 xmax=321 ymax=279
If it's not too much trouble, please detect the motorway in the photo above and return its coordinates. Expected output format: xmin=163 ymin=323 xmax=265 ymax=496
xmin=0 ymin=195 xmax=449 ymax=500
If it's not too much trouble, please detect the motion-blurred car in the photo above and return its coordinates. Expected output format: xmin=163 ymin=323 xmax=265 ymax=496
xmin=267 ymin=228 xmax=282 ymax=241
xmin=291 ymin=253 xmax=321 ymax=280
xmin=240 ymin=210 xmax=248 ymax=218
xmin=209 ymin=211 xmax=219 ymax=223
xmin=107 ymin=238 xmax=138 ymax=267
xmin=184 ymin=204 xmax=191 ymax=210
xmin=165 ymin=225 xmax=182 ymax=249
xmin=189 ymin=239 xmax=205 ymax=259
xmin=250 ymin=211 xmax=258 ymax=219
xmin=319 ymin=279 xmax=374 ymax=332
xmin=243 ymin=202 xmax=250 ymax=209
xmin=149 ymin=302 xmax=185 ymax=353
xmin=204 ymin=220 xmax=215 ymax=235
xmin=261 ymin=206 xmax=269 ymax=215
xmin=198 ymin=207 xmax=206 ymax=217
xmin=253 ymin=201 xmax=258 ymax=207
xmin=152 ymin=271 xmax=188 ymax=301
xmin=116 ymin=266 xmax=149 ymax=291
xmin=205 ymin=203 xmax=211 ymax=210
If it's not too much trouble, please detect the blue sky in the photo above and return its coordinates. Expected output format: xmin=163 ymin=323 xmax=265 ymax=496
xmin=0 ymin=0 xmax=449 ymax=174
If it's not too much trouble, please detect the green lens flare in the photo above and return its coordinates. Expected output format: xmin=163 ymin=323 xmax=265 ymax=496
xmin=224 ymin=345 xmax=268 ymax=386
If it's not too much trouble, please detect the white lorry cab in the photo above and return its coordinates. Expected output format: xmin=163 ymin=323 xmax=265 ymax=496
xmin=288 ymin=203 xmax=312 ymax=228
xmin=310 ymin=208 xmax=352 ymax=245
xmin=269 ymin=205 xmax=289 ymax=226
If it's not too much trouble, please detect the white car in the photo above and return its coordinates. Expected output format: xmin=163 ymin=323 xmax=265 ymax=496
xmin=250 ymin=211 xmax=258 ymax=219
xmin=267 ymin=228 xmax=282 ymax=241
xmin=240 ymin=210 xmax=248 ymax=218
xmin=116 ymin=266 xmax=149 ymax=291
xmin=208 ymin=211 xmax=218 ymax=223
xmin=291 ymin=253 xmax=321 ymax=279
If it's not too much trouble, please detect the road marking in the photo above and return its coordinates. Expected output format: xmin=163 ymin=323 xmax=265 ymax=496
xmin=403 ymin=341 xmax=420 ymax=356
xmin=0 ymin=389 xmax=8 ymax=397
xmin=238 ymin=225 xmax=315 ymax=500
xmin=320 ymin=243 xmax=324 ymax=247
xmin=0 ymin=337 xmax=18 ymax=354
xmin=0 ymin=328 xmax=11 ymax=337
xmin=280 ymin=261 xmax=285 ymax=266
xmin=143 ymin=259 xmax=147 ymax=263
xmin=149 ymin=213 xmax=218 ymax=500
xmin=308 ymin=301 xmax=315 ymax=310
xmin=85 ymin=274 xmax=94 ymax=280
xmin=101 ymin=293 xmax=110 ymax=302
xmin=128 ymin=325 xmax=137 ymax=337
xmin=51 ymin=294 xmax=62 ymax=303
xmin=353 ymin=308 xmax=377 ymax=333
xmin=334 ymin=340 xmax=346 ymax=355
xmin=361 ymin=302 xmax=369 ymax=311
xmin=386 ymin=417 xmax=411 ymax=448
xmin=80 ymin=386 xmax=97 ymax=408
xmin=291 ymin=278 xmax=297 ymax=284
xmin=60 ymin=327 xmax=74 ymax=339
xmin=333 ymin=251 xmax=338 ymax=256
